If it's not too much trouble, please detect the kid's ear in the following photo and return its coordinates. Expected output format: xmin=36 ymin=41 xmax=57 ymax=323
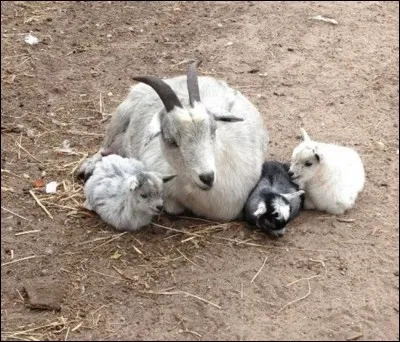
xmin=128 ymin=175 xmax=140 ymax=192
xmin=312 ymin=146 xmax=322 ymax=163
xmin=162 ymin=174 xmax=176 ymax=183
xmin=281 ymin=190 xmax=305 ymax=201
xmin=300 ymin=127 xmax=311 ymax=142
xmin=253 ymin=202 xmax=267 ymax=217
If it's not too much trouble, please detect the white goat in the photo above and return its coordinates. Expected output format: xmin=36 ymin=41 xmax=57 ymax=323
xmin=84 ymin=154 xmax=175 ymax=232
xmin=78 ymin=63 xmax=268 ymax=221
xmin=289 ymin=128 xmax=365 ymax=215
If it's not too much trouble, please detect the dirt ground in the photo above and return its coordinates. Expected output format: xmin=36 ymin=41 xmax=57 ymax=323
xmin=1 ymin=1 xmax=399 ymax=341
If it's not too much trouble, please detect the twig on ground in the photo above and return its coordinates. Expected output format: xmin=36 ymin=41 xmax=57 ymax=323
xmin=1 ymin=255 xmax=43 ymax=267
xmin=29 ymin=190 xmax=53 ymax=219
xmin=152 ymin=223 xmax=203 ymax=238
xmin=14 ymin=139 xmax=43 ymax=163
xmin=142 ymin=290 xmax=222 ymax=309
xmin=111 ymin=265 xmax=137 ymax=282
xmin=66 ymin=130 xmax=104 ymax=137
xmin=337 ymin=218 xmax=356 ymax=223
xmin=1 ymin=206 xmax=30 ymax=221
xmin=70 ymin=153 xmax=89 ymax=175
xmin=251 ymin=256 xmax=268 ymax=283
xmin=176 ymin=215 xmax=221 ymax=224
xmin=1 ymin=169 xmax=24 ymax=179
xmin=276 ymin=258 xmax=327 ymax=314
xmin=168 ymin=319 xmax=183 ymax=332
xmin=176 ymin=248 xmax=198 ymax=266
xmin=15 ymin=230 xmax=41 ymax=236
xmin=276 ymin=279 xmax=312 ymax=314
xmin=17 ymin=132 xmax=22 ymax=159
xmin=90 ymin=232 xmax=127 ymax=251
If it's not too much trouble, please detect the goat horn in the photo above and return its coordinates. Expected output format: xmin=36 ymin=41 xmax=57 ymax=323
xmin=133 ymin=76 xmax=182 ymax=112
xmin=187 ymin=61 xmax=201 ymax=107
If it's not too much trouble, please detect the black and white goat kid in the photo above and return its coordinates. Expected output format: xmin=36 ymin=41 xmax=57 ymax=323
xmin=244 ymin=161 xmax=304 ymax=237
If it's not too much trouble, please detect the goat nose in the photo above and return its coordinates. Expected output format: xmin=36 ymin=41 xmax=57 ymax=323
xmin=199 ymin=172 xmax=215 ymax=187
xmin=288 ymin=171 xmax=294 ymax=177
xmin=156 ymin=205 xmax=163 ymax=212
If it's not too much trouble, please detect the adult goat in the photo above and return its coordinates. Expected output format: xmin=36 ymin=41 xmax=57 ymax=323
xmin=78 ymin=63 xmax=269 ymax=221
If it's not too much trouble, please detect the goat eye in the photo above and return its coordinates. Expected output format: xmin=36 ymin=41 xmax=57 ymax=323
xmin=164 ymin=138 xmax=178 ymax=148
xmin=140 ymin=194 xmax=148 ymax=199
xmin=304 ymin=161 xmax=313 ymax=167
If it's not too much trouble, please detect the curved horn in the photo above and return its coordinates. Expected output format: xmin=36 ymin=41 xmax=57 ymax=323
xmin=187 ymin=62 xmax=201 ymax=107
xmin=133 ymin=76 xmax=182 ymax=112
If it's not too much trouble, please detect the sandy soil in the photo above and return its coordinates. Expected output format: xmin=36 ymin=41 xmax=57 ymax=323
xmin=1 ymin=1 xmax=399 ymax=341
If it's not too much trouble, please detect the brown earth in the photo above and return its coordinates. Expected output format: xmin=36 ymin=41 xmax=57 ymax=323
xmin=1 ymin=1 xmax=399 ymax=341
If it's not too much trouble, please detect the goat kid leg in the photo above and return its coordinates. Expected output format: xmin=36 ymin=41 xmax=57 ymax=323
xmin=303 ymin=196 xmax=316 ymax=210
xmin=76 ymin=150 xmax=104 ymax=181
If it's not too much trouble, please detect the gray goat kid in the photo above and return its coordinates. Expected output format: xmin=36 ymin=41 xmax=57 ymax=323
xmin=78 ymin=62 xmax=268 ymax=221
xmin=84 ymin=154 xmax=175 ymax=232
xmin=244 ymin=161 xmax=304 ymax=237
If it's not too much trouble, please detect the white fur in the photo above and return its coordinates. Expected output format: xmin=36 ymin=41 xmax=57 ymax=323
xmin=84 ymin=154 xmax=170 ymax=232
xmin=79 ymin=71 xmax=269 ymax=221
xmin=289 ymin=128 xmax=365 ymax=215
xmin=272 ymin=198 xmax=290 ymax=222
xmin=253 ymin=202 xmax=267 ymax=216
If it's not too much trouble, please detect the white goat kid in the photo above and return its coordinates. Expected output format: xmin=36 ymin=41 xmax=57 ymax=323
xmin=78 ymin=63 xmax=268 ymax=221
xmin=84 ymin=154 xmax=175 ymax=232
xmin=289 ymin=128 xmax=365 ymax=215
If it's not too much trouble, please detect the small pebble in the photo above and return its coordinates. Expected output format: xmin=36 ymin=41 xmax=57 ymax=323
xmin=376 ymin=141 xmax=385 ymax=149
xmin=106 ymin=34 xmax=112 ymax=38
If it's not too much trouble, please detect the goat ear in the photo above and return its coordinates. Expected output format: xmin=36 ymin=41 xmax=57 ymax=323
xmin=300 ymin=128 xmax=311 ymax=142
xmin=281 ymin=190 xmax=305 ymax=201
xmin=312 ymin=146 xmax=322 ymax=163
xmin=253 ymin=202 xmax=267 ymax=217
xmin=204 ymin=101 xmax=244 ymax=122
xmin=213 ymin=113 xmax=244 ymax=122
xmin=144 ymin=112 xmax=161 ymax=146
xmin=128 ymin=175 xmax=140 ymax=192
xmin=162 ymin=174 xmax=176 ymax=183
